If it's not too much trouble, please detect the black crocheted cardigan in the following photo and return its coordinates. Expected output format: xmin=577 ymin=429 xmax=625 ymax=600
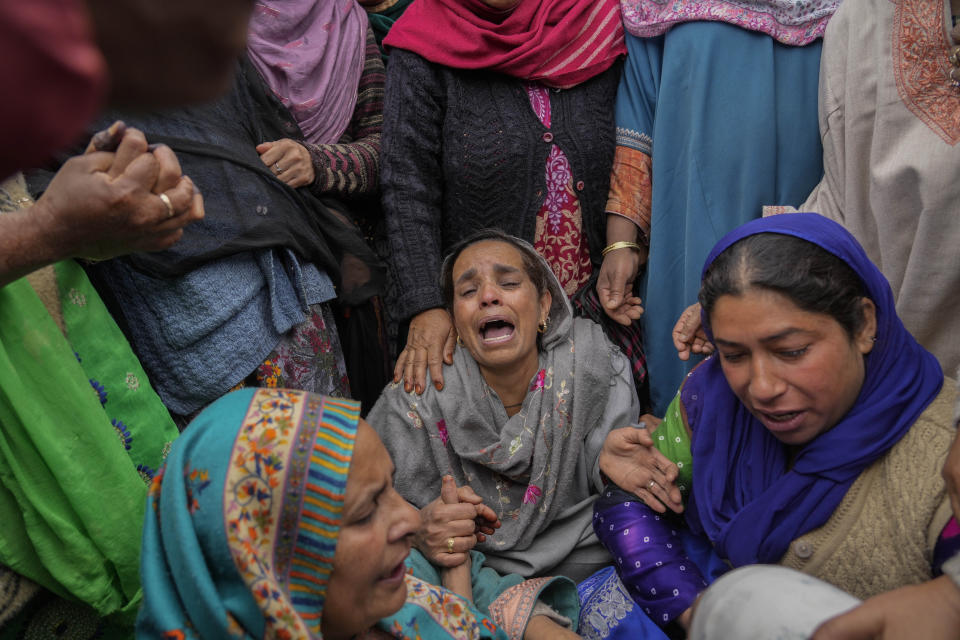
xmin=381 ymin=48 xmax=621 ymax=320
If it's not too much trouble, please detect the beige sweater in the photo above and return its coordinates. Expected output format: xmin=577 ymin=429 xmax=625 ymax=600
xmin=780 ymin=381 xmax=957 ymax=599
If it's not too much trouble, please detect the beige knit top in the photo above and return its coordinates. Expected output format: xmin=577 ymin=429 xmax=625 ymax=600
xmin=780 ymin=381 xmax=957 ymax=599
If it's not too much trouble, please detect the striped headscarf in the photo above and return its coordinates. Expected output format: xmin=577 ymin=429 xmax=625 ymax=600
xmin=137 ymin=388 xmax=360 ymax=639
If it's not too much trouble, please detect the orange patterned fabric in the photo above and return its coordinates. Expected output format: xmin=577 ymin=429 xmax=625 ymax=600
xmin=893 ymin=0 xmax=960 ymax=145
xmin=605 ymin=145 xmax=652 ymax=240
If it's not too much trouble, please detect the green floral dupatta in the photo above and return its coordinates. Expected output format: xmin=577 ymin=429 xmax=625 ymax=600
xmin=0 ymin=176 xmax=178 ymax=635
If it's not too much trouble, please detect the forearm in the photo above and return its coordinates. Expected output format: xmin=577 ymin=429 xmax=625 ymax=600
xmin=0 ymin=205 xmax=67 ymax=287
xmin=523 ymin=614 xmax=578 ymax=640
xmin=605 ymin=146 xmax=652 ymax=247
xmin=307 ymin=26 xmax=384 ymax=198
xmin=306 ymin=134 xmax=380 ymax=198
xmin=441 ymin=563 xmax=473 ymax=602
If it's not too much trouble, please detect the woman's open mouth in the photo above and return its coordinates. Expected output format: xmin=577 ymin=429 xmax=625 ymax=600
xmin=756 ymin=410 xmax=806 ymax=433
xmin=480 ymin=318 xmax=515 ymax=344
xmin=380 ymin=555 xmax=408 ymax=586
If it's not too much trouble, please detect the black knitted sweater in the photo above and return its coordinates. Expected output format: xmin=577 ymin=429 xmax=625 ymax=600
xmin=382 ymin=48 xmax=621 ymax=320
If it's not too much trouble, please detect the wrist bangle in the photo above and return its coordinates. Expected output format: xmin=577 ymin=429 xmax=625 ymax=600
xmin=601 ymin=241 xmax=643 ymax=257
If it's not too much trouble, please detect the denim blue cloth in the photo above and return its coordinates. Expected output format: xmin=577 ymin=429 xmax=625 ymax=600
xmin=91 ymin=249 xmax=335 ymax=415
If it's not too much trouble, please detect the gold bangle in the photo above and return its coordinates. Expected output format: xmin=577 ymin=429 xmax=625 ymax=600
xmin=601 ymin=241 xmax=643 ymax=257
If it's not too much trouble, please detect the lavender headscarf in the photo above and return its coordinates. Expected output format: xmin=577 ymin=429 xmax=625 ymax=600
xmin=247 ymin=0 xmax=368 ymax=145
xmin=684 ymin=213 xmax=944 ymax=566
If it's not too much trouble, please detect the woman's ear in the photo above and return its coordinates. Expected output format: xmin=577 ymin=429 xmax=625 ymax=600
xmin=856 ymin=297 xmax=878 ymax=355
xmin=539 ymin=290 xmax=553 ymax=326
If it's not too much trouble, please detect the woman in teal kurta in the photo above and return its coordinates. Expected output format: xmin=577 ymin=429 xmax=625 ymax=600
xmin=602 ymin=15 xmax=827 ymax=414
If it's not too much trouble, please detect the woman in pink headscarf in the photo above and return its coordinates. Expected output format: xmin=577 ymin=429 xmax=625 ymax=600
xmin=248 ymin=0 xmax=382 ymax=200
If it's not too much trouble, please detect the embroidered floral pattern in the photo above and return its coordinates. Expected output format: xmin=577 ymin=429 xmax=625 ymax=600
xmin=390 ymin=576 xmax=488 ymax=640
xmin=224 ymin=389 xmax=310 ymax=639
xmin=137 ymin=464 xmax=156 ymax=484
xmin=112 ymin=419 xmax=133 ymax=450
xmin=184 ymin=465 xmax=211 ymax=514
xmin=525 ymin=83 xmax=593 ymax=297
xmin=488 ymin=577 xmax=553 ymax=640
xmin=893 ymin=0 xmax=960 ymax=145
xmin=68 ymin=288 xmax=86 ymax=307
xmin=149 ymin=465 xmax=166 ymax=514
xmin=522 ymin=485 xmax=542 ymax=505
xmin=258 ymin=360 xmax=283 ymax=388
xmin=124 ymin=372 xmax=140 ymax=391
xmin=90 ymin=379 xmax=107 ymax=406
xmin=577 ymin=568 xmax=634 ymax=640
xmin=529 ymin=369 xmax=546 ymax=392
xmin=252 ymin=305 xmax=350 ymax=397
xmin=620 ymin=0 xmax=838 ymax=46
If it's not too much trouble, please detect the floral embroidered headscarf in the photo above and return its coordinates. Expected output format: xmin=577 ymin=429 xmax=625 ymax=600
xmin=137 ymin=388 xmax=360 ymax=638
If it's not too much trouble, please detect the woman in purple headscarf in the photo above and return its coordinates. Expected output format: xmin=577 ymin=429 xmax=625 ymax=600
xmin=579 ymin=213 xmax=958 ymax=638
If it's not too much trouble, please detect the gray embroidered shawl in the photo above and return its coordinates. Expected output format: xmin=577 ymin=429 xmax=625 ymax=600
xmin=369 ymin=249 xmax=639 ymax=578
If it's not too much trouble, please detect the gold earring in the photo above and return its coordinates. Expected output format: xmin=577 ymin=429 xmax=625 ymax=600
xmin=456 ymin=334 xmax=464 ymax=346
xmin=537 ymin=318 xmax=548 ymax=334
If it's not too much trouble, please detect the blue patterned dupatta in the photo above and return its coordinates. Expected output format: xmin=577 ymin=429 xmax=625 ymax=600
xmin=685 ymin=213 xmax=944 ymax=566
xmin=138 ymin=388 xmax=511 ymax=640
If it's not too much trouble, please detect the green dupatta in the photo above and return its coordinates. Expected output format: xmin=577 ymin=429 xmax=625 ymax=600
xmin=0 ymin=177 xmax=178 ymax=634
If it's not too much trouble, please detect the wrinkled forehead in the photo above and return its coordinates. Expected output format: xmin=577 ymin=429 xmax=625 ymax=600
xmin=452 ymin=240 xmax=529 ymax=280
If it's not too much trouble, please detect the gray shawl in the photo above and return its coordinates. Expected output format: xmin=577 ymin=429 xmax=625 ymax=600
xmin=369 ymin=247 xmax=639 ymax=578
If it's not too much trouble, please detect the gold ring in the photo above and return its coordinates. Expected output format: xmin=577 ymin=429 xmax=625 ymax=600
xmin=446 ymin=537 xmax=455 ymax=553
xmin=159 ymin=193 xmax=174 ymax=218
xmin=648 ymin=480 xmax=657 ymax=491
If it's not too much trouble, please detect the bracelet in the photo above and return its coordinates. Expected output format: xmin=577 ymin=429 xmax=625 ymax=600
xmin=601 ymin=241 xmax=643 ymax=257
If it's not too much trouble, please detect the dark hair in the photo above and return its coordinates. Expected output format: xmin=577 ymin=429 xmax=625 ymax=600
xmin=440 ymin=229 xmax=549 ymax=309
xmin=699 ymin=233 xmax=869 ymax=339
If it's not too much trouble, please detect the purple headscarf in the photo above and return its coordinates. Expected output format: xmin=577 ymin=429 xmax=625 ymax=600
xmin=684 ymin=213 xmax=943 ymax=566
xmin=247 ymin=0 xmax=367 ymax=145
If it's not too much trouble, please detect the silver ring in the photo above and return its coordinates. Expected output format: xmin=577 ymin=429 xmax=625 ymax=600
xmin=647 ymin=480 xmax=657 ymax=491
xmin=159 ymin=193 xmax=174 ymax=218
xmin=274 ymin=162 xmax=283 ymax=173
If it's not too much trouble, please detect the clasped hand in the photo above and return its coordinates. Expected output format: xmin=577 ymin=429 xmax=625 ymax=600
xmin=35 ymin=121 xmax=203 ymax=262
xmin=415 ymin=475 xmax=501 ymax=568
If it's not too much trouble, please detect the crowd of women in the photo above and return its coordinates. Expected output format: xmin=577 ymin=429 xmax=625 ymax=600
xmin=2 ymin=0 xmax=960 ymax=638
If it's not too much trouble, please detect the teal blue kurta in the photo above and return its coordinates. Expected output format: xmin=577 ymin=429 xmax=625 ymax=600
xmin=617 ymin=23 xmax=824 ymax=413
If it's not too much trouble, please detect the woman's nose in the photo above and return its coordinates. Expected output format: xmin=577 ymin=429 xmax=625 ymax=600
xmin=748 ymin=357 xmax=786 ymax=403
xmin=478 ymin=282 xmax=500 ymax=306
xmin=388 ymin=491 xmax=421 ymax=543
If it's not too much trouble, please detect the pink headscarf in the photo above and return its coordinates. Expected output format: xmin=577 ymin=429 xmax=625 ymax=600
xmin=384 ymin=0 xmax=625 ymax=89
xmin=247 ymin=0 xmax=368 ymax=145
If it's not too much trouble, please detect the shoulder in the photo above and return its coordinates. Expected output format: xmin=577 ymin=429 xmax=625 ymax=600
xmin=897 ymin=379 xmax=957 ymax=456
xmin=385 ymin=48 xmax=448 ymax=90
xmin=367 ymin=380 xmax=435 ymax=432
xmin=569 ymin=317 xmax=623 ymax=368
